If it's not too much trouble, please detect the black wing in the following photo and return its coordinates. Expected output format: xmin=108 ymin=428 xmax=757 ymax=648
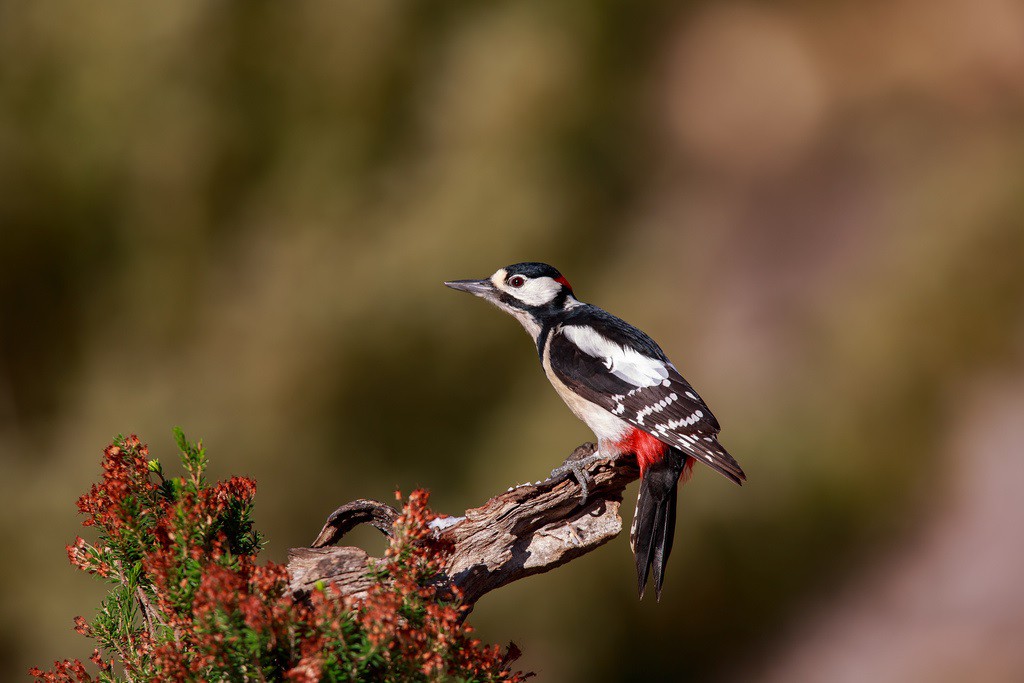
xmin=547 ymin=317 xmax=745 ymax=485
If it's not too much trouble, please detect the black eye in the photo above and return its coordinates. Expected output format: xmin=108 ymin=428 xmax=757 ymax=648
xmin=508 ymin=275 xmax=526 ymax=288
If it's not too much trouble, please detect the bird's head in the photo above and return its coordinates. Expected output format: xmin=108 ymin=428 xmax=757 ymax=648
xmin=444 ymin=262 xmax=578 ymax=337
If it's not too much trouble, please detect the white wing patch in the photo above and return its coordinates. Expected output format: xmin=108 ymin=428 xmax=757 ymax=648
xmin=561 ymin=325 xmax=669 ymax=388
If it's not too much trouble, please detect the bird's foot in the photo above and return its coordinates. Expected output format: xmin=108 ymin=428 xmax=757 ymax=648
xmin=549 ymin=443 xmax=609 ymax=506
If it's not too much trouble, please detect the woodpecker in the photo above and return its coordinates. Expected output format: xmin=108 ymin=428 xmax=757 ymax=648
xmin=445 ymin=262 xmax=745 ymax=600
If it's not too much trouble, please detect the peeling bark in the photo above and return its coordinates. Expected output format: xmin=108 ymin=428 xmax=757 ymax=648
xmin=287 ymin=443 xmax=640 ymax=607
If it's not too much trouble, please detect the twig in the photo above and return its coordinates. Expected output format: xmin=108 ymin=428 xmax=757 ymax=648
xmin=311 ymin=498 xmax=400 ymax=547
xmin=135 ymin=586 xmax=158 ymax=636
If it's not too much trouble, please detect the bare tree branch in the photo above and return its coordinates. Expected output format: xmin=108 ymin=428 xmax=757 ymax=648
xmin=311 ymin=498 xmax=400 ymax=547
xmin=287 ymin=443 xmax=641 ymax=607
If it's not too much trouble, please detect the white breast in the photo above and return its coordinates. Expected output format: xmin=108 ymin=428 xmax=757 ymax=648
xmin=541 ymin=336 xmax=631 ymax=444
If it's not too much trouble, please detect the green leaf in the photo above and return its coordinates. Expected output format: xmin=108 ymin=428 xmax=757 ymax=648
xmin=172 ymin=426 xmax=188 ymax=454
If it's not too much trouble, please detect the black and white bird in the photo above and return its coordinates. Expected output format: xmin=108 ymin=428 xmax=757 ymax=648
xmin=445 ymin=262 xmax=745 ymax=600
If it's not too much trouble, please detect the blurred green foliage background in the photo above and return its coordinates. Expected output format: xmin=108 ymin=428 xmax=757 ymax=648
xmin=3 ymin=1 xmax=1024 ymax=681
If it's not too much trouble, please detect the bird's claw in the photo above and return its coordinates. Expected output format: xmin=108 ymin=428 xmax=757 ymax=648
xmin=549 ymin=451 xmax=607 ymax=506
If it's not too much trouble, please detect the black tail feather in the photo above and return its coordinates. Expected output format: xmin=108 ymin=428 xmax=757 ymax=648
xmin=651 ymin=490 xmax=678 ymax=599
xmin=632 ymin=448 xmax=687 ymax=601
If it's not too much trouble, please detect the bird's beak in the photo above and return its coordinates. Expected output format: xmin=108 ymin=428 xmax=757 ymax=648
xmin=443 ymin=278 xmax=497 ymax=299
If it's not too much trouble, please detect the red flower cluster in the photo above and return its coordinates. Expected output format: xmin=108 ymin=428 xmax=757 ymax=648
xmin=351 ymin=489 xmax=528 ymax=680
xmin=146 ymin=560 xmax=299 ymax=680
xmin=34 ymin=433 xmax=530 ymax=682
xmin=76 ymin=436 xmax=156 ymax=532
xmin=28 ymin=648 xmax=108 ymax=683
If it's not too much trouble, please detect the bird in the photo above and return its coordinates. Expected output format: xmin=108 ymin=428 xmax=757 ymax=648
xmin=444 ymin=262 xmax=745 ymax=600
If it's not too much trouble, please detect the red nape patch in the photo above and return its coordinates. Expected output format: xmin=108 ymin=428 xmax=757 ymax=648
xmin=617 ymin=429 xmax=668 ymax=476
xmin=555 ymin=275 xmax=573 ymax=293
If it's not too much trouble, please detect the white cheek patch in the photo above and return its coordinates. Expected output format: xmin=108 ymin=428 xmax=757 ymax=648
xmin=562 ymin=325 xmax=669 ymax=388
xmin=494 ymin=274 xmax=562 ymax=307
xmin=515 ymin=277 xmax=562 ymax=306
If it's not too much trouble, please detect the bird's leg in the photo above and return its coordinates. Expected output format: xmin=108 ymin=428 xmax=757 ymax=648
xmin=549 ymin=442 xmax=610 ymax=505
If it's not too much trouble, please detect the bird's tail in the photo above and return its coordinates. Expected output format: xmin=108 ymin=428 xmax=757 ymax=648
xmin=630 ymin=447 xmax=691 ymax=601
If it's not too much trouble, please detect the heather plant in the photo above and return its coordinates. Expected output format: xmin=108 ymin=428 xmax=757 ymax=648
xmin=32 ymin=431 xmax=527 ymax=682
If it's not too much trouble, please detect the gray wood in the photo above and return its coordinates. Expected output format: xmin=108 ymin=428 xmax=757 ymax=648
xmin=287 ymin=443 xmax=640 ymax=607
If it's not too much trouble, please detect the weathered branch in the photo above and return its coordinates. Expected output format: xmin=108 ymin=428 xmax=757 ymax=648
xmin=312 ymin=498 xmax=400 ymax=546
xmin=287 ymin=443 xmax=640 ymax=606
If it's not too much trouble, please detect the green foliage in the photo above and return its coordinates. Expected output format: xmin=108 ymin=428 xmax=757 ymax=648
xmin=32 ymin=432 xmax=527 ymax=683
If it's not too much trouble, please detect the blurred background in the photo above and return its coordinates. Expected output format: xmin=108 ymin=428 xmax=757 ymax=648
xmin=2 ymin=0 xmax=1024 ymax=680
